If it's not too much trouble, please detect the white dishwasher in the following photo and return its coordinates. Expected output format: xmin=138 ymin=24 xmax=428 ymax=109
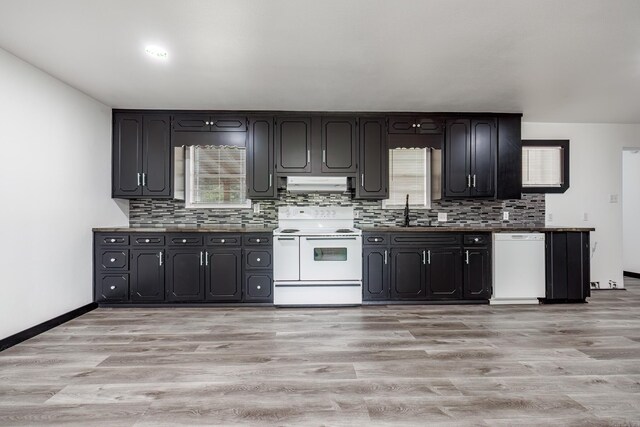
xmin=491 ymin=233 xmax=546 ymax=305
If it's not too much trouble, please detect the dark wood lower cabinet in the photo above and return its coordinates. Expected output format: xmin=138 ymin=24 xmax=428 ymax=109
xmin=545 ymin=232 xmax=590 ymax=302
xmin=363 ymin=248 xmax=389 ymax=300
xmin=130 ymin=249 xmax=165 ymax=302
xmin=166 ymin=249 xmax=204 ymax=301
xmin=206 ymin=249 xmax=242 ymax=302
xmin=463 ymin=248 xmax=491 ymax=299
xmin=390 ymin=248 xmax=426 ymax=299
xmin=425 ymin=248 xmax=462 ymax=299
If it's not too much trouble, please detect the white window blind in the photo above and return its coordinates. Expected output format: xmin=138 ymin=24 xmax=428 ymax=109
xmin=383 ymin=148 xmax=431 ymax=209
xmin=522 ymin=146 xmax=564 ymax=187
xmin=186 ymin=145 xmax=251 ymax=208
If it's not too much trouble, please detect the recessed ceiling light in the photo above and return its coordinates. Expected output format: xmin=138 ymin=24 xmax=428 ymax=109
xmin=144 ymin=45 xmax=168 ymax=59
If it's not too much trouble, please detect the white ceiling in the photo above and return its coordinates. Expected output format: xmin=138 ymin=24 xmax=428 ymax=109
xmin=1 ymin=0 xmax=639 ymax=123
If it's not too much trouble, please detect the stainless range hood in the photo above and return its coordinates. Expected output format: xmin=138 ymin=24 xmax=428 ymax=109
xmin=286 ymin=176 xmax=348 ymax=193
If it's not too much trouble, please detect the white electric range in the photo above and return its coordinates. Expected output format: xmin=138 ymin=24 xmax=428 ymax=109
xmin=273 ymin=206 xmax=362 ymax=306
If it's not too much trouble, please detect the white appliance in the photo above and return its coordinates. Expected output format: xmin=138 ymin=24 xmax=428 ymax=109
xmin=491 ymin=233 xmax=546 ymax=305
xmin=273 ymin=206 xmax=362 ymax=306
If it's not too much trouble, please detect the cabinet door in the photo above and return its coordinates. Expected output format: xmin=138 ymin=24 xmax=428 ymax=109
xmin=244 ymin=273 xmax=273 ymax=302
xmin=211 ymin=116 xmax=247 ymax=132
xmin=444 ymin=119 xmax=471 ymax=197
xmin=321 ymin=117 xmax=357 ymax=173
xmin=247 ymin=117 xmax=275 ymax=198
xmin=206 ymin=249 xmax=242 ymax=301
xmin=390 ymin=248 xmax=425 ymax=299
xmin=173 ymin=114 xmax=211 ymax=132
xmin=131 ymin=250 xmax=165 ymax=301
xmin=470 ymin=118 xmax=496 ymax=197
xmin=416 ymin=118 xmax=444 ymax=134
xmin=363 ymin=248 xmax=389 ymax=300
xmin=275 ymin=117 xmax=312 ymax=173
xmin=166 ymin=249 xmax=204 ymax=301
xmin=426 ymin=248 xmax=462 ymax=299
xmin=463 ymin=248 xmax=491 ymax=299
xmin=546 ymin=232 xmax=590 ymax=301
xmin=113 ymin=114 xmax=143 ymax=197
xmin=356 ymin=118 xmax=388 ymax=199
xmin=143 ymin=115 xmax=172 ymax=197
xmin=388 ymin=117 xmax=416 ymax=134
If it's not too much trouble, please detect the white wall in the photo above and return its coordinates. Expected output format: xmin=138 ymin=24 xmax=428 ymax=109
xmin=522 ymin=122 xmax=640 ymax=289
xmin=623 ymin=150 xmax=640 ymax=274
xmin=0 ymin=48 xmax=127 ymax=340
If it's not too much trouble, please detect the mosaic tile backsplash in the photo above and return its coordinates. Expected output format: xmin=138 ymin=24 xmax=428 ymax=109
xmin=129 ymin=193 xmax=545 ymax=228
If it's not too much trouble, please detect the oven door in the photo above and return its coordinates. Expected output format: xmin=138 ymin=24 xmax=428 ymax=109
xmin=299 ymin=236 xmax=362 ymax=281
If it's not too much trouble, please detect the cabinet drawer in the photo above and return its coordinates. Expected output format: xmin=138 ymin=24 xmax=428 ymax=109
xmin=98 ymin=274 xmax=129 ymax=302
xmin=99 ymin=250 xmax=129 ymax=270
xmin=207 ymin=235 xmax=241 ymax=246
xmin=98 ymin=235 xmax=130 ymax=246
xmin=364 ymin=234 xmax=388 ymax=246
xmin=245 ymin=250 xmax=272 ymax=269
xmin=167 ymin=235 xmax=203 ymax=246
xmin=242 ymin=234 xmax=272 ymax=246
xmin=245 ymin=274 xmax=273 ymax=301
xmin=463 ymin=234 xmax=491 ymax=246
xmin=211 ymin=116 xmax=247 ymax=132
xmin=391 ymin=234 xmax=462 ymax=246
xmin=133 ymin=235 xmax=166 ymax=246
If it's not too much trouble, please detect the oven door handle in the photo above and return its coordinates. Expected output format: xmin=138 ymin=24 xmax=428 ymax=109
xmin=277 ymin=237 xmax=297 ymax=241
xmin=304 ymin=237 xmax=357 ymax=241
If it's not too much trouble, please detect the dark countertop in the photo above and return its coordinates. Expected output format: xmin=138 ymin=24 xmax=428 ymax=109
xmin=358 ymin=226 xmax=595 ymax=232
xmin=93 ymin=226 xmax=275 ymax=233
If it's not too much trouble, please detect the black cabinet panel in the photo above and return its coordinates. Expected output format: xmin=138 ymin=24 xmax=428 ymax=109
xmin=388 ymin=117 xmax=416 ymax=134
xmin=211 ymin=117 xmax=247 ymax=132
xmin=445 ymin=119 xmax=471 ymax=197
xmin=546 ymin=232 xmax=590 ymax=302
xmin=276 ymin=117 xmax=312 ymax=173
xmin=173 ymin=115 xmax=211 ymax=132
xmin=206 ymin=249 xmax=242 ymax=301
xmin=247 ymin=117 xmax=275 ymax=198
xmin=470 ymin=119 xmax=496 ymax=197
xmin=167 ymin=235 xmax=204 ymax=246
xmin=142 ymin=115 xmax=171 ymax=197
xmin=497 ymin=115 xmax=522 ymax=199
xmin=167 ymin=249 xmax=204 ymax=301
xmin=463 ymin=248 xmax=491 ymax=299
xmin=133 ymin=236 xmax=165 ymax=246
xmin=99 ymin=250 xmax=129 ymax=270
xmin=363 ymin=248 xmax=389 ymax=300
xmin=245 ymin=273 xmax=273 ymax=301
xmin=98 ymin=274 xmax=129 ymax=302
xmin=356 ymin=118 xmax=388 ymax=199
xmin=390 ymin=248 xmax=425 ymax=299
xmin=207 ymin=235 xmax=240 ymax=246
xmin=426 ymin=248 xmax=462 ymax=299
xmin=113 ymin=114 xmax=143 ymax=197
xmin=245 ymin=250 xmax=272 ymax=270
xmin=391 ymin=234 xmax=462 ymax=246
xmin=99 ymin=235 xmax=129 ymax=246
xmin=416 ymin=118 xmax=444 ymax=134
xmin=243 ymin=234 xmax=272 ymax=246
xmin=131 ymin=250 xmax=164 ymax=301
xmin=321 ymin=117 xmax=357 ymax=173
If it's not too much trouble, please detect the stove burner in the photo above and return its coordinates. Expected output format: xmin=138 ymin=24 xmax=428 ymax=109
xmin=335 ymin=229 xmax=354 ymax=233
xmin=280 ymin=229 xmax=300 ymax=233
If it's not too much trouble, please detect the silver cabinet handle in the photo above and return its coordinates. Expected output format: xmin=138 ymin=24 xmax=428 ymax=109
xmin=428 ymin=250 xmax=431 ymax=265
xmin=322 ymin=149 xmax=326 ymax=163
xmin=307 ymin=150 xmax=311 ymax=163
xmin=361 ymin=173 xmax=364 ymax=185
xmin=137 ymin=173 xmax=141 ymax=186
xmin=159 ymin=251 xmax=163 ymax=266
xmin=384 ymin=250 xmax=388 ymax=265
xmin=269 ymin=174 xmax=272 ymax=188
xmin=110 ymin=285 xmax=116 ymax=290
xmin=416 ymin=123 xmax=421 ymax=128
xmin=472 ymin=174 xmax=476 ymax=188
xmin=205 ymin=121 xmax=210 ymax=125
xmin=256 ymin=258 xmax=261 ymax=262
xmin=110 ymin=258 xmax=116 ymax=263
xmin=182 ymin=239 xmax=187 ymax=243
xmin=412 ymin=123 xmax=417 ymax=128
xmin=422 ymin=250 xmax=426 ymax=265
xmin=257 ymin=285 xmax=261 ymax=290
xmin=205 ymin=251 xmax=208 ymax=266
xmin=200 ymin=251 xmax=203 ymax=266
xmin=221 ymin=239 xmax=225 ymax=243
xmin=467 ymin=175 xmax=471 ymax=188
xmin=256 ymin=239 xmax=261 ymax=243
xmin=110 ymin=239 xmax=116 ymax=243
xmin=465 ymin=250 xmax=470 ymax=265
xmin=142 ymin=173 xmax=146 ymax=187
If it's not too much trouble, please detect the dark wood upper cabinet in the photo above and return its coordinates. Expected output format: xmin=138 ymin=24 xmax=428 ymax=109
xmin=356 ymin=117 xmax=388 ymax=199
xmin=143 ymin=115 xmax=171 ymax=197
xmin=497 ymin=115 xmax=522 ymax=199
xmin=463 ymin=248 xmax=491 ymax=299
xmin=173 ymin=114 xmax=211 ymax=132
xmin=390 ymin=248 xmax=425 ymax=299
xmin=275 ymin=117 xmax=312 ymax=173
xmin=166 ymin=249 xmax=204 ymax=301
xmin=113 ymin=113 xmax=171 ymax=199
xmin=130 ymin=249 xmax=165 ymax=302
xmin=389 ymin=117 xmax=444 ymax=134
xmin=425 ymin=248 xmax=462 ymax=299
xmin=113 ymin=114 xmax=143 ymax=197
xmin=545 ymin=232 xmax=590 ymax=302
xmin=321 ymin=117 xmax=357 ymax=173
xmin=247 ymin=116 xmax=276 ymax=199
xmin=444 ymin=118 xmax=496 ymax=198
xmin=206 ymin=249 xmax=242 ymax=301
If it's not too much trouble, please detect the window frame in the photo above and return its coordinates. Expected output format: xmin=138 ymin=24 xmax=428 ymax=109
xmin=521 ymin=139 xmax=570 ymax=194
xmin=382 ymin=147 xmax=432 ymax=210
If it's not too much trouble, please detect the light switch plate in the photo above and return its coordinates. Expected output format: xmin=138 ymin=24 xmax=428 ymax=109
xmin=438 ymin=213 xmax=448 ymax=222
xmin=502 ymin=211 xmax=509 ymax=221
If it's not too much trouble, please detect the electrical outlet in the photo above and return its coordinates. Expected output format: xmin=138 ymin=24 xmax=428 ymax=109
xmin=502 ymin=211 xmax=509 ymax=221
xmin=610 ymin=194 xmax=619 ymax=203
xmin=354 ymin=210 xmax=360 ymax=219
xmin=547 ymin=213 xmax=553 ymax=222
xmin=438 ymin=213 xmax=448 ymax=222
xmin=583 ymin=212 xmax=589 ymax=221
xmin=253 ymin=203 xmax=260 ymax=214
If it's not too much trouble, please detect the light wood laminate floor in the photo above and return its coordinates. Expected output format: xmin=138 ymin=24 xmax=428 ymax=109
xmin=1 ymin=279 xmax=640 ymax=426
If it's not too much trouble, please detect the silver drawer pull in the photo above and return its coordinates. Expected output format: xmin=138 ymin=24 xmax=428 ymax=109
xmin=110 ymin=285 xmax=116 ymax=290
xmin=145 ymin=239 xmax=150 ymax=243
xmin=182 ymin=239 xmax=187 ymax=243
xmin=110 ymin=258 xmax=116 ymax=262
xmin=221 ymin=239 xmax=225 ymax=243
xmin=256 ymin=258 xmax=261 ymax=262
xmin=256 ymin=285 xmax=261 ymax=290
xmin=110 ymin=239 xmax=116 ymax=243
xmin=256 ymin=239 xmax=260 ymax=243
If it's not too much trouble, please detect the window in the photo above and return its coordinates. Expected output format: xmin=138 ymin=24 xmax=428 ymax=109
xmin=383 ymin=147 xmax=431 ymax=209
xmin=185 ymin=145 xmax=251 ymax=208
xmin=522 ymin=140 xmax=570 ymax=193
